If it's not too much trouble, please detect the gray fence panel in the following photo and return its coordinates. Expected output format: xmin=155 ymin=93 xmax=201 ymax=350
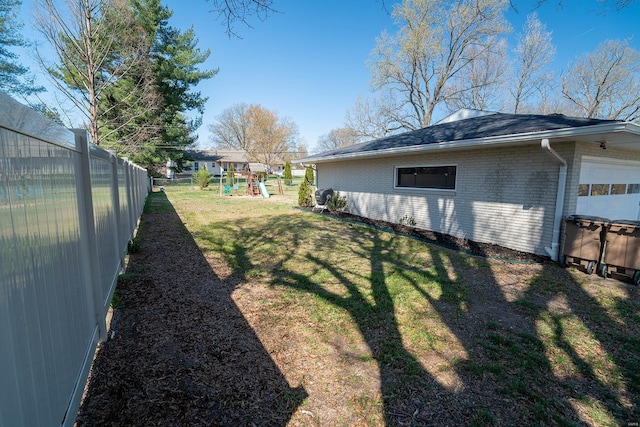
xmin=89 ymin=146 xmax=120 ymax=310
xmin=0 ymin=92 xmax=149 ymax=427
xmin=0 ymin=121 xmax=95 ymax=427
xmin=117 ymin=158 xmax=131 ymax=254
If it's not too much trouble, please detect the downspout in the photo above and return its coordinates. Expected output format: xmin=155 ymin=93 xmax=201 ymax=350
xmin=541 ymin=138 xmax=567 ymax=261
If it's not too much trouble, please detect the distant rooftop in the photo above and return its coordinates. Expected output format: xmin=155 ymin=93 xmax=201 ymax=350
xmin=184 ymin=149 xmax=248 ymax=163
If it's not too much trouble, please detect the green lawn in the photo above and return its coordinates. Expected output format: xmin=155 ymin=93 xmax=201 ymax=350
xmin=151 ymin=186 xmax=640 ymax=426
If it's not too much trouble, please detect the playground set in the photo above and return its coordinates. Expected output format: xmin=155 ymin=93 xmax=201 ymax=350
xmin=223 ymin=173 xmax=284 ymax=197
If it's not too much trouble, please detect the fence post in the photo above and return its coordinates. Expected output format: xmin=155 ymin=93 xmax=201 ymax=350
xmin=108 ymin=151 xmax=125 ymax=268
xmin=72 ymin=129 xmax=107 ymax=343
xmin=125 ymin=161 xmax=136 ymax=239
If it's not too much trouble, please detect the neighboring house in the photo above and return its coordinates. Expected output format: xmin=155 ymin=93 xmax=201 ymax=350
xmin=167 ymin=149 xmax=288 ymax=178
xmin=298 ymin=110 xmax=640 ymax=260
xmin=167 ymin=149 xmax=278 ymax=178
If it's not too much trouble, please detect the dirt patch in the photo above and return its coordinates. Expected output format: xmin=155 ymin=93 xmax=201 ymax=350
xmin=75 ymin=211 xmax=307 ymax=426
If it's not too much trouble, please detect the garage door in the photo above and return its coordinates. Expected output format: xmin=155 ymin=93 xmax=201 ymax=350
xmin=576 ymin=158 xmax=640 ymax=220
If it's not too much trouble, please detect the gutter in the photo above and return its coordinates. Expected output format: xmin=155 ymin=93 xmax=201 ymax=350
xmin=300 ymin=121 xmax=640 ymax=164
xmin=541 ymin=138 xmax=567 ymax=262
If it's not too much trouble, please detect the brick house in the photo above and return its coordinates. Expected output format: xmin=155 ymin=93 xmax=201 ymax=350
xmin=298 ymin=110 xmax=640 ymax=260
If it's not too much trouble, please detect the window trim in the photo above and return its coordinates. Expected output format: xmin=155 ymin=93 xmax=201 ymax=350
xmin=394 ymin=164 xmax=458 ymax=191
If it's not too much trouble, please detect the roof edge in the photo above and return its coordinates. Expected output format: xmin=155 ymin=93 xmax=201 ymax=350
xmin=299 ymin=121 xmax=640 ymax=164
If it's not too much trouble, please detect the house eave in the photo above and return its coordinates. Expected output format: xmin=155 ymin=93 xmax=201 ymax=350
xmin=301 ymin=122 xmax=640 ymax=164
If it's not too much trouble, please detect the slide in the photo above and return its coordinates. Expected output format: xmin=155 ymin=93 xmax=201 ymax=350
xmin=258 ymin=181 xmax=270 ymax=198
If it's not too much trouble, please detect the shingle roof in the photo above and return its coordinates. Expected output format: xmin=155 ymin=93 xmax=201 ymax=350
xmin=184 ymin=149 xmax=249 ymax=163
xmin=184 ymin=150 xmax=222 ymax=161
xmin=303 ymin=112 xmax=620 ymax=162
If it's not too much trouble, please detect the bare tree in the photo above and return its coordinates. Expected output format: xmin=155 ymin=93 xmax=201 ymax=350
xmin=317 ymin=127 xmax=360 ymax=152
xmin=294 ymin=143 xmax=308 ymax=160
xmin=34 ymin=0 xmax=157 ymax=146
xmin=561 ymin=39 xmax=640 ymax=121
xmin=510 ymin=12 xmax=555 ymax=113
xmin=206 ymin=0 xmax=277 ymax=37
xmin=369 ymin=0 xmax=511 ymax=130
xmin=208 ymin=103 xmax=299 ymax=170
xmin=245 ymin=104 xmax=297 ymax=171
xmin=345 ymin=94 xmax=404 ymax=141
xmin=520 ymin=0 xmax=636 ymax=13
xmin=208 ymin=103 xmax=251 ymax=149
xmin=444 ymin=38 xmax=510 ymax=113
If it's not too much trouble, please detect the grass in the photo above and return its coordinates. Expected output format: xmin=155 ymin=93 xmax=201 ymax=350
xmin=150 ymin=186 xmax=640 ymax=426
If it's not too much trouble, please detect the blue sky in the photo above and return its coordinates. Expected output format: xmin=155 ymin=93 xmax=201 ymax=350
xmin=17 ymin=0 xmax=640 ymax=152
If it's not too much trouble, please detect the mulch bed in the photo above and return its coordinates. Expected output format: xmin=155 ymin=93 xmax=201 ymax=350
xmin=311 ymin=209 xmax=550 ymax=264
xmin=75 ymin=209 xmax=306 ymax=426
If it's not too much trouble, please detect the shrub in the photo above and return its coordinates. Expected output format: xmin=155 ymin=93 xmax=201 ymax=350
xmin=298 ymin=166 xmax=315 ymax=207
xmin=226 ymin=163 xmax=235 ymax=186
xmin=298 ymin=180 xmax=314 ymax=207
xmin=304 ymin=165 xmax=314 ymax=185
xmin=283 ymin=161 xmax=293 ymax=185
xmin=398 ymin=215 xmax=416 ymax=226
xmin=194 ymin=164 xmax=212 ymax=189
xmin=327 ymin=191 xmax=347 ymax=212
xmin=127 ymin=236 xmax=141 ymax=253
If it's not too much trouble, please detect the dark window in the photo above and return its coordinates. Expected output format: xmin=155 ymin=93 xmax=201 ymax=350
xmin=611 ymin=184 xmax=626 ymax=195
xmin=628 ymin=184 xmax=640 ymax=194
xmin=396 ymin=166 xmax=457 ymax=190
xmin=578 ymin=184 xmax=589 ymax=196
xmin=590 ymin=184 xmax=609 ymax=196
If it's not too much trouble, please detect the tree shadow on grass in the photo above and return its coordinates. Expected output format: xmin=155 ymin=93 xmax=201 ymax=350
xmin=514 ymin=264 xmax=640 ymax=424
xmin=109 ymin=194 xmax=639 ymax=426
xmin=411 ymin=238 xmax=640 ymax=425
xmin=75 ymin=191 xmax=306 ymax=426
xmin=208 ymin=213 xmax=513 ymax=424
xmin=229 ymin=209 xmax=639 ymax=425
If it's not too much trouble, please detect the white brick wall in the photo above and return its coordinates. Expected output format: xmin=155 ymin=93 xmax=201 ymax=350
xmin=317 ymin=141 xmax=640 ymax=256
xmin=317 ymin=142 xmax=576 ymax=256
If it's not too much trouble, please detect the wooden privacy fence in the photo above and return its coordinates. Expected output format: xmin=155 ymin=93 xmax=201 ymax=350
xmin=0 ymin=92 xmax=149 ymax=426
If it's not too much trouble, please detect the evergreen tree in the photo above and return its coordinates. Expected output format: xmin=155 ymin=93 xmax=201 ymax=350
xmin=304 ymin=166 xmax=314 ymax=185
xmin=193 ymin=164 xmax=212 ymax=189
xmin=283 ymin=160 xmax=292 ymax=185
xmin=97 ymin=4 xmax=161 ymax=163
xmin=140 ymin=0 xmax=217 ymax=173
xmin=0 ymin=0 xmax=43 ymax=95
xmin=98 ymin=0 xmax=217 ymax=174
xmin=226 ymin=163 xmax=235 ymax=186
xmin=298 ymin=166 xmax=315 ymax=207
xmin=29 ymin=103 xmax=64 ymax=125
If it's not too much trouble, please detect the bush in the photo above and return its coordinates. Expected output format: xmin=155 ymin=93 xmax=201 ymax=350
xmin=398 ymin=215 xmax=416 ymax=226
xmin=327 ymin=191 xmax=348 ymax=212
xmin=194 ymin=164 xmax=212 ymax=189
xmin=283 ymin=161 xmax=292 ymax=185
xmin=298 ymin=180 xmax=314 ymax=207
xmin=226 ymin=163 xmax=235 ymax=186
xmin=298 ymin=166 xmax=315 ymax=207
xmin=127 ymin=236 xmax=141 ymax=253
xmin=304 ymin=165 xmax=314 ymax=184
